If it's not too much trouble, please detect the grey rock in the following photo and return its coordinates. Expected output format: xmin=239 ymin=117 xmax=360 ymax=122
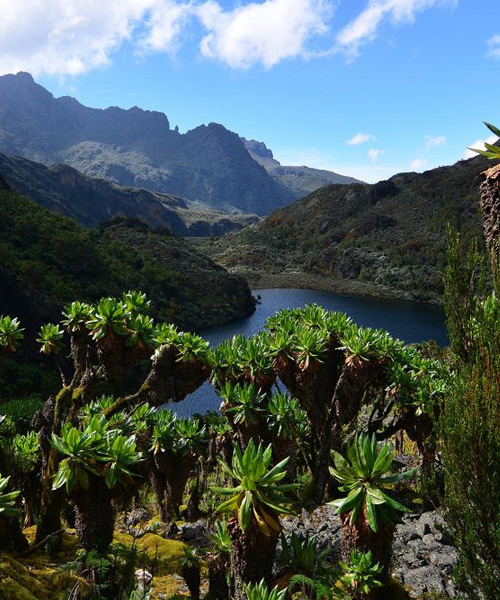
xmin=415 ymin=521 xmax=432 ymax=537
xmin=180 ymin=519 xmax=208 ymax=545
xmin=281 ymin=506 xmax=459 ymax=599
xmin=402 ymin=565 xmax=444 ymax=596
xmin=125 ymin=508 xmax=151 ymax=527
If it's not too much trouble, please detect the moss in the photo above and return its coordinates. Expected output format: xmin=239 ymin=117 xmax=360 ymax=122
xmin=71 ymin=386 xmax=83 ymax=401
xmin=112 ymin=531 xmax=186 ymax=575
xmin=374 ymin=578 xmax=411 ymax=600
xmin=150 ymin=573 xmax=190 ymax=599
xmin=0 ymin=553 xmax=81 ymax=600
xmin=53 ymin=386 xmax=72 ymax=432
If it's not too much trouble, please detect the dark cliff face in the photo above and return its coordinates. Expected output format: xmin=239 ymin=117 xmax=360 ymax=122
xmin=0 ymin=72 xmax=172 ymax=155
xmin=0 ymin=152 xmax=259 ymax=236
xmin=0 ymin=73 xmax=295 ymax=215
xmin=0 ymin=152 xmax=190 ymax=233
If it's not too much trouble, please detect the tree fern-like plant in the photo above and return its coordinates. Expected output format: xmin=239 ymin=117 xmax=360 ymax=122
xmin=37 ymin=323 xmax=65 ymax=355
xmin=329 ymin=434 xmax=413 ymax=580
xmin=51 ymin=419 xmax=142 ymax=552
xmin=213 ymin=439 xmax=296 ymax=599
xmin=246 ymin=579 xmax=287 ymax=600
xmin=0 ymin=315 xmax=24 ymax=353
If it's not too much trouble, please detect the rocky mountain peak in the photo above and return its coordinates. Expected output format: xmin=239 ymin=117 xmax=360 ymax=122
xmin=241 ymin=137 xmax=275 ymax=160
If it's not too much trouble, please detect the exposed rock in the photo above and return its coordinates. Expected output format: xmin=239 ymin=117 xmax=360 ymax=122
xmin=0 ymin=151 xmax=259 ymax=237
xmin=180 ymin=519 xmax=209 ymax=546
xmin=278 ymin=505 xmax=458 ymax=599
xmin=241 ymin=136 xmax=362 ymax=198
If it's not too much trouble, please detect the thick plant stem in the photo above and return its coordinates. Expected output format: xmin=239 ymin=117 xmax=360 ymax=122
xmin=228 ymin=519 xmax=278 ymax=600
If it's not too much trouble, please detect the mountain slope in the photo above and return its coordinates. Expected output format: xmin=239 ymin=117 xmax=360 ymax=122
xmin=0 ymin=72 xmax=294 ymax=215
xmin=203 ymin=155 xmax=492 ymax=302
xmin=0 ymin=152 xmax=257 ymax=236
xmin=242 ymin=137 xmax=362 ymax=198
xmin=0 ymin=183 xmax=255 ymax=333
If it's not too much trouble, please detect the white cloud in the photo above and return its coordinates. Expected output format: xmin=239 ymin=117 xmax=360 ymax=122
xmin=425 ymin=135 xmax=446 ymax=149
xmin=368 ymin=148 xmax=383 ymax=163
xmin=0 ymin=0 xmax=333 ymax=75
xmin=410 ymin=157 xmax=427 ymax=169
xmin=346 ymin=132 xmax=376 ymax=145
xmin=463 ymin=135 xmax=498 ymax=160
xmin=197 ymin=0 xmax=332 ymax=69
xmin=137 ymin=2 xmax=194 ymax=55
xmin=487 ymin=34 xmax=500 ymax=59
xmin=336 ymin=0 xmax=457 ymax=59
xmin=0 ymin=0 xmax=162 ymax=76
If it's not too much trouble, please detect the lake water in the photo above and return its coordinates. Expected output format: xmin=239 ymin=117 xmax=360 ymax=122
xmin=173 ymin=288 xmax=448 ymax=417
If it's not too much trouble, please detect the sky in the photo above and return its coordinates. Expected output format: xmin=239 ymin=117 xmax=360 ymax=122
xmin=0 ymin=0 xmax=499 ymax=183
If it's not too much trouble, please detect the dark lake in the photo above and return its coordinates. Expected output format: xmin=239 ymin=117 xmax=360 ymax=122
xmin=173 ymin=288 xmax=448 ymax=417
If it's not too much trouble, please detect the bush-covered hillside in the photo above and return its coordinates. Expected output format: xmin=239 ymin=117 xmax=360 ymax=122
xmin=0 ymin=184 xmax=255 ymax=334
xmin=204 ymin=155 xmax=493 ymax=302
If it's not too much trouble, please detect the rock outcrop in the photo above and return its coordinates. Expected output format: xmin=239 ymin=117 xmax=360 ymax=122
xmin=279 ymin=505 xmax=458 ymax=598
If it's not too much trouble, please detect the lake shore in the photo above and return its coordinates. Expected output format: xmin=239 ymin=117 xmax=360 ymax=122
xmin=237 ymin=270 xmax=442 ymax=304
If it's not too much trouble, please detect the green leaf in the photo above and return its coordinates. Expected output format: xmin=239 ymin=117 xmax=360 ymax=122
xmin=484 ymin=121 xmax=500 ymax=138
xmin=216 ymin=495 xmax=240 ymax=514
xmin=329 ymin=486 xmax=363 ymax=515
xmin=365 ymin=494 xmax=378 ymax=532
xmin=239 ymin=490 xmax=253 ymax=533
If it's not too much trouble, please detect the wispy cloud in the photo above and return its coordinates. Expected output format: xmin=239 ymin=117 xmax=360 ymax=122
xmin=425 ymin=135 xmax=446 ymax=149
xmin=368 ymin=148 xmax=383 ymax=163
xmin=197 ymin=0 xmax=332 ymax=69
xmin=463 ymin=135 xmax=498 ymax=160
xmin=336 ymin=0 xmax=457 ymax=59
xmin=410 ymin=157 xmax=427 ymax=170
xmin=346 ymin=132 xmax=376 ymax=145
xmin=487 ymin=34 xmax=500 ymax=59
xmin=137 ymin=1 xmax=193 ymax=55
xmin=273 ymin=146 xmax=399 ymax=184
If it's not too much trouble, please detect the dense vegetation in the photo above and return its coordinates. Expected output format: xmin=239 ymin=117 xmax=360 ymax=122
xmin=0 ymin=184 xmax=255 ymax=334
xmin=1 ymin=127 xmax=499 ymax=600
xmin=0 ymin=284 xmax=453 ymax=599
xmin=1 ymin=220 xmax=499 ymax=599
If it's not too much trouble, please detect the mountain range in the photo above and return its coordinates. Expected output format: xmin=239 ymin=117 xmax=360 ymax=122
xmin=0 ymin=72 xmax=356 ymax=217
xmin=242 ymin=137 xmax=361 ymax=195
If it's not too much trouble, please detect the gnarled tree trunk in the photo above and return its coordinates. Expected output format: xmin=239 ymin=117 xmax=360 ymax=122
xmin=228 ymin=519 xmax=279 ymax=600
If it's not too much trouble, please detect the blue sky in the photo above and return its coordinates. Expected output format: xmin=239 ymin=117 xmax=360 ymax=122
xmin=1 ymin=0 xmax=499 ymax=183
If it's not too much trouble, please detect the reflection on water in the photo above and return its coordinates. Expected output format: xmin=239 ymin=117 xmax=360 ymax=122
xmin=172 ymin=288 xmax=448 ymax=417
